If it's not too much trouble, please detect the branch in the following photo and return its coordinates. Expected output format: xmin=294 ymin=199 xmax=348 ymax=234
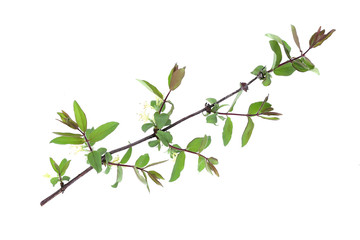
xmin=42 ymin=24 xmax=336 ymax=205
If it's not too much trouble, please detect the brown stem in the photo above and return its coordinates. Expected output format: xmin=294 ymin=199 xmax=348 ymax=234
xmin=158 ymin=90 xmax=171 ymax=113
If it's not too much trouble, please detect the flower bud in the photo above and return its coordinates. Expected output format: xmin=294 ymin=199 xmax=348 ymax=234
xmin=57 ymin=110 xmax=79 ymax=129
xmin=168 ymin=63 xmax=186 ymax=91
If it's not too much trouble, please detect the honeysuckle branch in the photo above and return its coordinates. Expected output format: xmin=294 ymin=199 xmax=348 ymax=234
xmin=41 ymin=26 xmax=335 ymax=206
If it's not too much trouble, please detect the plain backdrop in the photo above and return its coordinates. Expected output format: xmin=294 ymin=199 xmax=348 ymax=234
xmin=1 ymin=0 xmax=359 ymax=239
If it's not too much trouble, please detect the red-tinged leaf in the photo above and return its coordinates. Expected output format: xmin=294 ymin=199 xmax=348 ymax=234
xmin=208 ymin=161 xmax=219 ymax=177
xmin=313 ymin=29 xmax=336 ymax=48
xmin=291 ymin=25 xmax=301 ymax=51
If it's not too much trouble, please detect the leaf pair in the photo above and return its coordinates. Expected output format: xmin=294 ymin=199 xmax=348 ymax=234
xmin=49 ymin=158 xmax=71 ymax=187
xmin=241 ymin=97 xmax=280 ymax=147
xmin=251 ymin=66 xmax=272 ymax=86
xmin=51 ymin=101 xmax=119 ymax=146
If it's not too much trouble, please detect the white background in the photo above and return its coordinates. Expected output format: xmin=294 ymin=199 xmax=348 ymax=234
xmin=1 ymin=0 xmax=359 ymax=239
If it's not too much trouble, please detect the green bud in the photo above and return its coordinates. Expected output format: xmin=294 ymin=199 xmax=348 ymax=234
xmin=57 ymin=110 xmax=79 ymax=129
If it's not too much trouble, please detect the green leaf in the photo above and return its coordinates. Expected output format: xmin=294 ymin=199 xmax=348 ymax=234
xmin=169 ymin=151 xmax=185 ymax=182
xmin=248 ymin=101 xmax=272 ymax=115
xmin=265 ymin=33 xmax=291 ymax=59
xmin=208 ymin=157 xmax=218 ymax=165
xmin=303 ymin=57 xmax=315 ymax=70
xmin=259 ymin=116 xmax=280 ymax=121
xmin=133 ymin=167 xmax=147 ymax=184
xmin=104 ymin=165 xmax=112 ymax=174
xmin=265 ymin=33 xmax=282 ymax=43
xmin=148 ymin=170 xmax=165 ymax=180
xmin=143 ymin=172 xmax=150 ymax=192
xmin=282 ymin=40 xmax=292 ymax=59
xmin=222 ymin=117 xmax=233 ymax=146
xmin=262 ymin=73 xmax=272 ymax=86
xmin=206 ymin=114 xmax=217 ymax=125
xmin=142 ymin=123 xmax=154 ymax=132
xmin=292 ymin=58 xmax=309 ymax=72
xmin=291 ymin=25 xmax=301 ymax=51
xmin=206 ymin=98 xmax=217 ymax=104
xmin=105 ymin=152 xmax=112 ymax=165
xmin=59 ymin=158 xmax=71 ymax=176
xmin=144 ymin=160 xmax=168 ymax=169
xmin=310 ymin=67 xmax=320 ymax=75
xmin=120 ymin=146 xmax=132 ymax=164
xmin=166 ymin=100 xmax=175 ymax=116
xmin=88 ymin=122 xmax=119 ymax=145
xmin=62 ymin=176 xmax=70 ymax=181
xmin=87 ymin=151 xmax=102 ymax=173
xmin=135 ymin=154 xmax=150 ymax=168
xmin=111 ymin=166 xmax=123 ymax=188
xmin=154 ymin=112 xmax=170 ymax=129
xmin=148 ymin=140 xmax=160 ymax=148
xmin=50 ymin=158 xmax=60 ymax=175
xmin=50 ymin=177 xmax=59 ymax=187
xmin=242 ymin=117 xmax=254 ymax=147
xmin=137 ymin=79 xmax=164 ymax=99
xmin=156 ymin=130 xmax=173 ymax=147
xmin=198 ymin=156 xmax=206 ymax=172
xmin=73 ymin=100 xmax=87 ymax=132
xmin=198 ymin=135 xmax=209 ymax=153
xmin=186 ymin=136 xmax=211 ymax=153
xmin=251 ymin=65 xmax=265 ymax=76
xmin=274 ymin=62 xmax=296 ymax=76
xmin=147 ymin=170 xmax=164 ymax=187
xmin=50 ymin=136 xmax=84 ymax=145
xmin=53 ymin=132 xmax=82 ymax=137
xmin=269 ymin=40 xmax=282 ymax=70
xmin=228 ymin=90 xmax=242 ymax=112
xmin=97 ymin=148 xmax=107 ymax=156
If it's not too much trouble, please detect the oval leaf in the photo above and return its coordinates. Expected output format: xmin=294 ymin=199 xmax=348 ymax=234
xmin=222 ymin=117 xmax=233 ymax=146
xmin=135 ymin=154 xmax=150 ymax=168
xmin=242 ymin=117 xmax=254 ymax=147
xmin=59 ymin=159 xmax=71 ymax=176
xmin=154 ymin=112 xmax=169 ymax=129
xmin=169 ymin=67 xmax=185 ymax=91
xmin=169 ymin=151 xmax=185 ymax=182
xmin=274 ymin=62 xmax=296 ymax=76
xmin=291 ymin=25 xmax=301 ymax=51
xmin=50 ymin=158 xmax=60 ymax=175
xmin=269 ymin=40 xmax=282 ymax=69
xmin=120 ymin=146 xmax=132 ymax=164
xmin=89 ymin=122 xmax=119 ymax=145
xmin=111 ymin=166 xmax=123 ymax=188
xmin=73 ymin=100 xmax=87 ymax=132
xmin=156 ymin=130 xmax=173 ymax=147
xmin=87 ymin=151 xmax=102 ymax=173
